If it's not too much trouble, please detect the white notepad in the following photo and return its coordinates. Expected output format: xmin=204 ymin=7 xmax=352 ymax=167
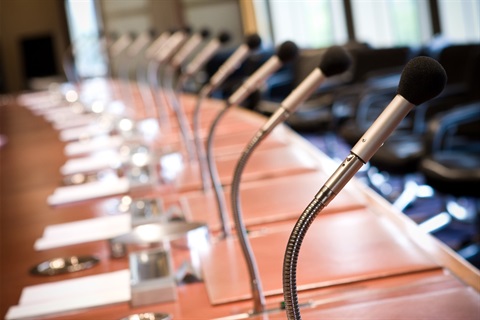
xmin=60 ymin=150 xmax=121 ymax=175
xmin=35 ymin=213 xmax=132 ymax=250
xmin=59 ymin=124 xmax=111 ymax=142
xmin=53 ymin=114 xmax=99 ymax=131
xmin=64 ymin=135 xmax=123 ymax=156
xmin=47 ymin=177 xmax=129 ymax=206
xmin=5 ymin=270 xmax=131 ymax=319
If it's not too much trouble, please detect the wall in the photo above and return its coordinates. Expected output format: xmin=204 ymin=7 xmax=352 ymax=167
xmin=181 ymin=0 xmax=243 ymax=49
xmin=0 ymin=0 xmax=69 ymax=93
xmin=0 ymin=0 xmax=245 ymax=93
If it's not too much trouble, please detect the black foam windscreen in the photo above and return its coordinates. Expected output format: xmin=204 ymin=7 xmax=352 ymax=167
xmin=397 ymin=56 xmax=447 ymax=105
xmin=318 ymin=45 xmax=352 ymax=77
xmin=245 ymin=34 xmax=261 ymax=50
xmin=277 ymin=41 xmax=299 ymax=63
xmin=218 ymin=31 xmax=231 ymax=44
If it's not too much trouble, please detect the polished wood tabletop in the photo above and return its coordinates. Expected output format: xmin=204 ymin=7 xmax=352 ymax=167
xmin=1 ymin=83 xmax=479 ymax=319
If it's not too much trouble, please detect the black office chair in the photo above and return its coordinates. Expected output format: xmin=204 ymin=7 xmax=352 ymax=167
xmin=418 ymin=102 xmax=480 ymax=267
xmin=340 ymin=44 xmax=480 ymax=207
xmin=336 ymin=46 xmax=413 ymax=144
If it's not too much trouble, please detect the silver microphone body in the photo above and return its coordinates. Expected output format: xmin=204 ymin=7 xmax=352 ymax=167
xmin=145 ymin=32 xmax=170 ymax=59
xmin=320 ymin=94 xmax=413 ymax=197
xmin=126 ymin=32 xmax=151 ymax=57
xmin=259 ymin=68 xmax=326 ymax=134
xmin=155 ymin=31 xmax=188 ymax=63
xmin=208 ymin=44 xmax=250 ymax=90
xmin=227 ymin=55 xmax=282 ymax=106
xmin=184 ymin=38 xmax=222 ymax=77
xmin=109 ymin=33 xmax=133 ymax=57
xmin=171 ymin=33 xmax=205 ymax=69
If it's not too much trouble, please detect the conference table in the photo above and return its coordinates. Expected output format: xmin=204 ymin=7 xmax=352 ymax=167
xmin=1 ymin=79 xmax=479 ymax=319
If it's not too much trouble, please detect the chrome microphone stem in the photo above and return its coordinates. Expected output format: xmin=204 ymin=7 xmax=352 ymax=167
xmin=136 ymin=58 xmax=156 ymax=119
xmin=231 ymin=129 xmax=268 ymax=314
xmin=283 ymin=185 xmax=331 ymax=320
xmin=283 ymin=153 xmax=363 ymax=320
xmin=206 ymin=105 xmax=232 ymax=238
xmin=323 ymin=153 xmax=365 ymax=195
xmin=163 ymin=67 xmax=197 ymax=163
xmin=192 ymin=85 xmax=212 ymax=192
xmin=147 ymin=60 xmax=169 ymax=128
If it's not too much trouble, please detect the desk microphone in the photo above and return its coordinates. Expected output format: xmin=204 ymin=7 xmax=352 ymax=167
xmin=123 ymin=31 xmax=153 ymax=115
xmin=282 ymin=56 xmax=447 ymax=320
xmin=144 ymin=31 xmax=171 ymax=60
xmin=155 ymin=28 xmax=191 ymax=63
xmin=170 ymin=28 xmax=211 ymax=70
xmin=165 ymin=31 xmax=231 ymax=162
xmin=193 ymin=34 xmax=262 ymax=192
xmin=230 ymin=45 xmax=352 ymax=315
xmin=109 ymin=33 xmax=133 ymax=58
xmin=126 ymin=31 xmax=151 ymax=58
xmin=147 ymin=28 xmax=190 ymax=128
xmin=181 ymin=31 xmax=231 ymax=82
xmin=228 ymin=40 xmax=298 ymax=106
xmin=206 ymin=34 xmax=262 ymax=93
xmin=206 ymin=41 xmax=298 ymax=239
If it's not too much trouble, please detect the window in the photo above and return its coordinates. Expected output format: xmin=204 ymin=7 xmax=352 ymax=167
xmin=254 ymin=0 xmax=348 ymax=48
xmin=65 ymin=0 xmax=107 ymax=78
xmin=438 ymin=0 xmax=480 ymax=43
xmin=351 ymin=0 xmax=432 ymax=48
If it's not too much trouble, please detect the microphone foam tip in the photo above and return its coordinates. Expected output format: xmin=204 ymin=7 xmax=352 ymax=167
xmin=277 ymin=41 xmax=299 ymax=63
xmin=245 ymin=34 xmax=262 ymax=50
xmin=397 ymin=56 xmax=447 ymax=105
xmin=218 ymin=31 xmax=231 ymax=44
xmin=200 ymin=28 xmax=211 ymax=39
xmin=319 ymin=45 xmax=352 ymax=77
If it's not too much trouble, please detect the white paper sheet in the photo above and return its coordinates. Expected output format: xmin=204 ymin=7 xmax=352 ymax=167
xmin=59 ymin=124 xmax=111 ymax=142
xmin=5 ymin=270 xmax=131 ymax=319
xmin=53 ymin=114 xmax=99 ymax=131
xmin=35 ymin=213 xmax=132 ymax=250
xmin=64 ymin=135 xmax=123 ymax=156
xmin=60 ymin=150 xmax=121 ymax=175
xmin=47 ymin=177 xmax=129 ymax=206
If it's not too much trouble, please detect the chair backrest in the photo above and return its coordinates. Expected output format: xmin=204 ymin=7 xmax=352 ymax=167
xmin=424 ymin=101 xmax=480 ymax=153
xmin=436 ymin=44 xmax=480 ymax=87
xmin=346 ymin=46 xmax=412 ymax=84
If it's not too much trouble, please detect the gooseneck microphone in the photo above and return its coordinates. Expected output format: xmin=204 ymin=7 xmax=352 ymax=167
xmin=165 ymin=31 xmax=230 ymax=163
xmin=176 ymin=31 xmax=231 ymax=90
xmin=206 ymin=41 xmax=298 ymax=239
xmin=193 ymin=34 xmax=262 ymax=193
xmin=230 ymin=46 xmax=352 ymax=315
xmin=203 ymin=34 xmax=262 ymax=95
xmin=282 ymin=56 xmax=447 ymax=320
xmin=144 ymin=31 xmax=171 ymax=60
xmin=228 ymin=41 xmax=299 ymax=106
xmin=170 ymin=28 xmax=211 ymax=70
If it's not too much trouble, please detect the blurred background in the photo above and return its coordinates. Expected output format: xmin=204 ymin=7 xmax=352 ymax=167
xmin=0 ymin=0 xmax=479 ymax=267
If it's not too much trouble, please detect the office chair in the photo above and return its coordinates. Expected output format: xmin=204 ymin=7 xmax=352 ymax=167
xmin=340 ymin=44 xmax=480 ymax=208
xmin=418 ymin=102 xmax=480 ymax=267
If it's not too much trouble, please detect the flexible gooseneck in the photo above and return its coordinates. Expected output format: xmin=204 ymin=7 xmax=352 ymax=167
xmin=162 ymin=64 xmax=197 ymax=163
xmin=229 ymin=44 xmax=353 ymax=316
xmin=205 ymin=103 xmax=233 ymax=238
xmin=192 ymin=34 xmax=261 ymax=192
xmin=193 ymin=85 xmax=214 ymax=192
xmin=230 ymin=128 xmax=270 ymax=314
xmin=282 ymin=56 xmax=447 ymax=320
xmin=203 ymin=41 xmax=298 ymax=241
